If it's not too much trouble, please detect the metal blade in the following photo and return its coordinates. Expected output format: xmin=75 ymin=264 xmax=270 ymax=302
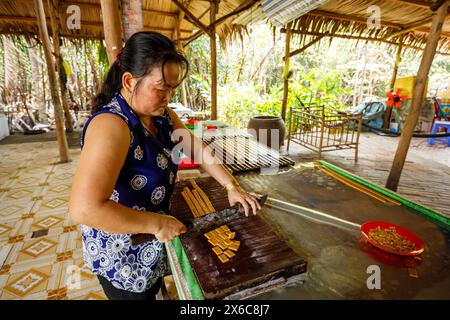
xmin=183 ymin=194 xmax=268 ymax=236
xmin=265 ymin=196 xmax=360 ymax=232
xmin=131 ymin=194 xmax=267 ymax=245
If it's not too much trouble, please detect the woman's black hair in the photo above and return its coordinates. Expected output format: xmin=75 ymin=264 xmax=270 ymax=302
xmin=91 ymin=31 xmax=189 ymax=114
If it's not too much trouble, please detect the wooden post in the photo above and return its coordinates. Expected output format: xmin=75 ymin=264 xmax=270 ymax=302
xmin=389 ymin=37 xmax=404 ymax=91
xmin=318 ymin=106 xmax=325 ymax=160
xmin=210 ymin=0 xmax=217 ymax=120
xmin=33 ymin=0 xmax=70 ymax=163
xmin=176 ymin=0 xmax=259 ymax=47
xmin=281 ymin=22 xmax=292 ymax=122
xmin=386 ymin=0 xmax=449 ymax=191
xmin=355 ymin=113 xmax=363 ymax=163
xmin=100 ymin=0 xmax=123 ymax=65
xmin=384 ymin=36 xmax=404 ymax=129
xmin=284 ymin=32 xmax=329 ymax=60
xmin=176 ymin=10 xmax=189 ymax=108
xmin=172 ymin=0 xmax=210 ymax=35
xmin=48 ymin=0 xmax=73 ymax=132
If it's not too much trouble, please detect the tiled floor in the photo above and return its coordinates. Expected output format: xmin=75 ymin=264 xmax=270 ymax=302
xmin=0 ymin=142 xmax=107 ymax=300
xmin=0 ymin=131 xmax=448 ymax=300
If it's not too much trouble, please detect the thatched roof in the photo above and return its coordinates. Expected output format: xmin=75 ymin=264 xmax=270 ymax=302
xmin=0 ymin=0 xmax=449 ymax=54
xmin=234 ymin=0 xmax=450 ymax=54
xmin=0 ymin=0 xmax=256 ymax=41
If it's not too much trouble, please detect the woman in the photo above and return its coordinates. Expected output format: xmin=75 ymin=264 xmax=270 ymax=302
xmin=69 ymin=32 xmax=261 ymax=300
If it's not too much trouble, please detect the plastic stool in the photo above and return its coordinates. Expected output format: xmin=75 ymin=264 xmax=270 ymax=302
xmin=428 ymin=121 xmax=450 ymax=146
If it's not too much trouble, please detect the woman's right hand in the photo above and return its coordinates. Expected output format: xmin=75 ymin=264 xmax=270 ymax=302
xmin=154 ymin=215 xmax=187 ymax=243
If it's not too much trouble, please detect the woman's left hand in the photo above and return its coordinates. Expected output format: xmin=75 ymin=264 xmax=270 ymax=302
xmin=227 ymin=185 xmax=262 ymax=216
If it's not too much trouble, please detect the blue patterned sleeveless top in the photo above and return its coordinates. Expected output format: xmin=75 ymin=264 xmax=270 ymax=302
xmin=80 ymin=93 xmax=178 ymax=293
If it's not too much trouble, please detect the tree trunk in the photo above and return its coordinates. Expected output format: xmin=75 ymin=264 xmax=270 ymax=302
xmin=34 ymin=0 xmax=70 ymax=162
xmin=28 ymin=43 xmax=47 ymax=124
xmin=86 ymin=43 xmax=100 ymax=95
xmin=17 ymin=50 xmax=36 ymax=127
xmin=47 ymin=0 xmax=73 ymax=132
xmin=72 ymin=40 xmax=85 ymax=110
xmin=2 ymin=35 xmax=14 ymax=105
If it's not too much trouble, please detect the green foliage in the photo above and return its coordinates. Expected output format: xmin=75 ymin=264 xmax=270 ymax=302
xmin=218 ymin=84 xmax=266 ymax=128
xmin=96 ymin=40 xmax=109 ymax=79
xmin=189 ymin=72 xmax=210 ymax=110
xmin=289 ymin=68 xmax=351 ymax=109
xmin=217 ymin=68 xmax=351 ymax=128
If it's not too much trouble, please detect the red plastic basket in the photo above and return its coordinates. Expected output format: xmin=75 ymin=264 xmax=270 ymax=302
xmin=360 ymin=221 xmax=425 ymax=256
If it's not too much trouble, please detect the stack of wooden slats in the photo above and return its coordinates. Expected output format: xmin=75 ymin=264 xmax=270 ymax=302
xmin=203 ymin=135 xmax=295 ymax=173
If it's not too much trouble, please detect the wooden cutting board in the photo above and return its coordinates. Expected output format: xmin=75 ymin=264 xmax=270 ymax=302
xmin=179 ymin=214 xmax=307 ymax=299
xmin=170 ymin=176 xmax=307 ymax=299
xmin=170 ymin=177 xmax=231 ymax=222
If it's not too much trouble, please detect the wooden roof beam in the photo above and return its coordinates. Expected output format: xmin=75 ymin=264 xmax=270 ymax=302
xmin=280 ymin=29 xmax=450 ymax=56
xmin=432 ymin=0 xmax=450 ymax=10
xmin=416 ymin=26 xmax=450 ymax=37
xmin=22 ymin=1 xmax=181 ymax=17
xmin=145 ymin=26 xmax=191 ymax=33
xmin=142 ymin=9 xmax=178 ymax=18
xmin=175 ymin=0 xmax=260 ymax=45
xmin=0 ymin=15 xmax=192 ymax=36
xmin=0 ymin=15 xmax=103 ymax=28
xmin=386 ymin=13 xmax=449 ymax=39
xmin=59 ymin=0 xmax=99 ymax=10
xmin=394 ymin=0 xmax=434 ymax=8
xmin=394 ymin=0 xmax=450 ymax=13
xmin=284 ymin=31 xmax=329 ymax=60
xmin=14 ymin=0 xmax=100 ymax=10
xmin=172 ymin=0 xmax=210 ymax=35
xmin=307 ymin=10 xmax=403 ymax=30
xmin=0 ymin=29 xmax=104 ymax=40
xmin=385 ymin=15 xmax=434 ymax=39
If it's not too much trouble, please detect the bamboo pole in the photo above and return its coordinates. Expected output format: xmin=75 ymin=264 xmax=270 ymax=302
xmin=384 ymin=36 xmax=404 ymax=129
xmin=175 ymin=0 xmax=259 ymax=46
xmin=354 ymin=113 xmax=362 ymax=163
xmin=210 ymin=0 xmax=217 ymax=120
xmin=280 ymin=29 xmax=450 ymax=56
xmin=386 ymin=17 xmax=434 ymax=40
xmin=175 ymin=9 xmax=189 ymax=108
xmin=386 ymin=1 xmax=449 ymax=191
xmin=308 ymin=9 xmax=403 ymax=30
xmin=284 ymin=32 xmax=329 ymax=60
xmin=281 ymin=22 xmax=292 ymax=122
xmin=172 ymin=0 xmax=209 ymax=35
xmin=33 ymin=0 xmax=70 ymax=162
xmin=48 ymin=0 xmax=73 ymax=132
xmin=100 ymin=0 xmax=123 ymax=65
xmin=389 ymin=36 xmax=404 ymax=91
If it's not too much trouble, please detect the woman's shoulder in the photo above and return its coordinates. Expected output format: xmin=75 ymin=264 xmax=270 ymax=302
xmin=81 ymin=97 xmax=131 ymax=149
xmin=82 ymin=113 xmax=131 ymax=147
xmin=95 ymin=96 xmax=131 ymax=125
